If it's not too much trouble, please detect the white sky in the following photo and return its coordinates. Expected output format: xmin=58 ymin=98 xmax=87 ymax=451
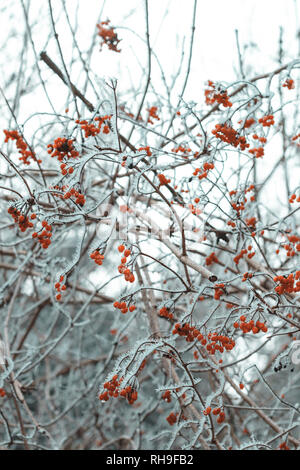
xmin=1 ymin=0 xmax=299 ymax=110
xmin=0 ymin=1 xmax=299 ymax=211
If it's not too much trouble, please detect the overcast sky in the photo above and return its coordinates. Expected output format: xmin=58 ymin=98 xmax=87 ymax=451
xmin=1 ymin=0 xmax=299 ymax=109
xmin=0 ymin=1 xmax=299 ymax=201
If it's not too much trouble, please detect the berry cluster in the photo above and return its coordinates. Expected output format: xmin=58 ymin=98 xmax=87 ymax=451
xmin=289 ymin=193 xmax=300 ymax=203
xmin=147 ymin=106 xmax=160 ymax=124
xmin=282 ymin=234 xmax=300 ymax=257
xmin=233 ymin=245 xmax=255 ymax=265
xmin=162 ymin=390 xmax=172 ymax=403
xmin=188 ymin=202 xmax=201 ymax=215
xmin=158 ymin=173 xmax=171 ymax=186
xmin=119 ymin=385 xmax=138 ymax=404
xmin=273 ymin=272 xmax=300 ymax=295
xmin=239 ymin=118 xmax=256 ymax=129
xmin=166 ymin=412 xmax=178 ymax=426
xmin=214 ymin=283 xmax=225 ymax=300
xmin=233 ymin=316 xmax=267 ymax=334
xmin=232 ymin=201 xmax=247 ymax=216
xmin=205 ymin=332 xmax=235 ymax=354
xmin=245 ymin=217 xmax=257 ymax=230
xmin=245 ymin=184 xmax=255 ymax=194
xmin=228 ymin=184 xmax=255 ymax=216
xmin=258 ymin=115 xmax=274 ymax=127
xmin=159 ymin=306 xmax=174 ymax=320
xmin=117 ymin=245 xmax=135 ymax=283
xmin=32 ymin=220 xmax=52 ymax=249
xmin=226 ymin=303 xmax=235 ymax=309
xmin=63 ymin=187 xmax=86 ymax=206
xmin=282 ymin=78 xmax=294 ymax=90
xmin=227 ymin=220 xmax=236 ymax=228
xmin=4 ymin=129 xmax=41 ymax=165
xmin=203 ymin=406 xmax=211 ymax=415
xmin=99 ymin=375 xmax=122 ymax=401
xmin=204 ymin=81 xmax=232 ymax=108
xmin=172 ymin=145 xmax=191 ymax=153
xmin=212 ymin=124 xmax=249 ymax=150
xmin=215 ymin=410 xmax=226 ymax=424
xmin=242 ymin=271 xmax=253 ymax=282
xmin=96 ymin=20 xmax=121 ymax=53
xmin=172 ymin=323 xmax=235 ymax=355
xmin=278 ymin=442 xmax=290 ymax=450
xmin=249 ymin=135 xmax=267 ymax=159
xmin=76 ymin=119 xmax=99 ymax=137
xmin=76 ymin=115 xmax=111 ymax=138
xmin=99 ymin=375 xmax=138 ymax=405
xmin=172 ymin=322 xmax=200 ymax=342
xmin=90 ymin=250 xmax=105 ymax=266
xmin=291 ymin=133 xmax=300 ymax=145
xmin=0 ymin=388 xmax=6 ymax=398
xmin=172 ymin=145 xmax=191 ymax=159
xmin=192 ymin=162 xmax=214 ymax=180
xmin=252 ymin=134 xmax=267 ymax=144
xmin=54 ymin=275 xmax=67 ymax=301
xmin=138 ymin=146 xmax=152 ymax=156
xmin=49 ymin=184 xmax=68 ymax=199
xmin=95 ymin=115 xmax=112 ymax=133
xmin=248 ymin=146 xmax=264 ymax=158
xmin=47 ymin=137 xmax=79 ymax=162
xmin=60 ymin=162 xmax=75 ymax=176
xmin=8 ymin=207 xmax=34 ymax=233
xmin=205 ymin=252 xmax=219 ymax=266
xmin=113 ymin=300 xmax=136 ymax=314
